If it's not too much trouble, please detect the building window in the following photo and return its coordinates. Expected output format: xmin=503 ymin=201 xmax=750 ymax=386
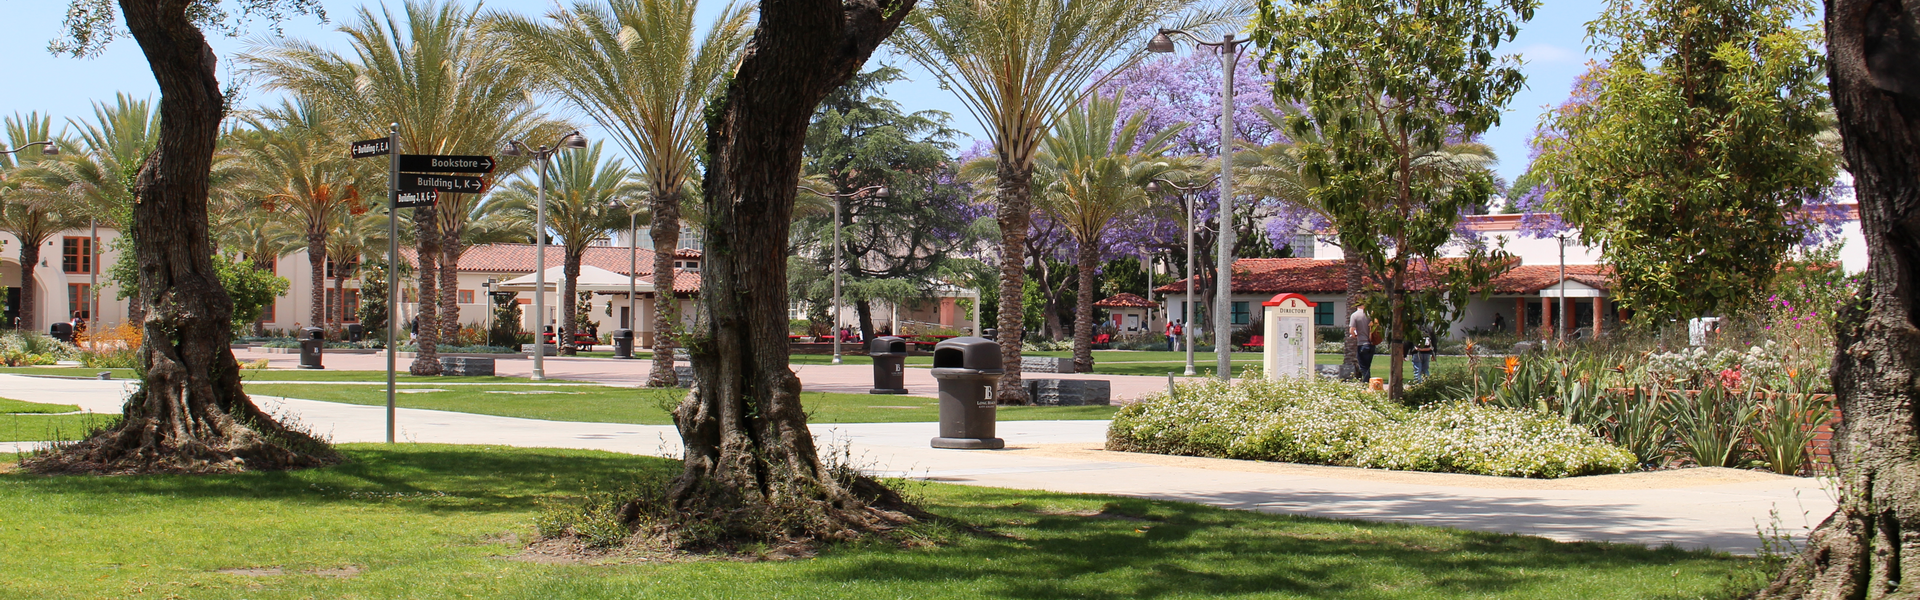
xmin=1231 ymin=301 xmax=1250 ymax=325
xmin=1315 ymin=302 xmax=1334 ymax=326
xmin=324 ymin=288 xmax=361 ymax=323
xmin=459 ymin=289 xmax=475 ymax=304
xmin=62 ymin=237 xmax=93 ymax=274
xmin=324 ymin=257 xmax=360 ymax=279
xmin=68 ymin=283 xmax=91 ymax=319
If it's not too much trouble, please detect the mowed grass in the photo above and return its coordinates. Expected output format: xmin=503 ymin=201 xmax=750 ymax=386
xmin=243 ymin=384 xmax=1117 ymax=424
xmin=0 ymin=413 xmax=118 ymax=442
xmin=0 ymin=366 xmax=573 ymax=384
xmin=0 ymin=444 xmax=1766 ymax=600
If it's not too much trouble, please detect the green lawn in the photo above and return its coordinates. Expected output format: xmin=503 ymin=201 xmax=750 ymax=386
xmin=244 ymin=384 xmax=1117 ymax=424
xmin=0 ymin=444 xmax=1766 ymax=599
xmin=0 ymin=413 xmax=117 ymax=442
xmin=0 ymin=398 xmax=81 ymax=414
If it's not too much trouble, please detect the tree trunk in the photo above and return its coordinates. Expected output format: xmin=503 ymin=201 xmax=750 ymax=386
xmin=307 ymin=229 xmax=325 ymax=329
xmin=16 ymin=238 xmax=39 ymax=332
xmin=559 ymin=250 xmax=583 ymax=355
xmin=409 ymin=207 xmax=441 ymax=375
xmin=666 ymin=0 xmax=913 ymax=546
xmin=1756 ymin=0 xmax=1920 ymax=595
xmin=856 ymin=296 xmax=875 ymax=341
xmin=647 ymin=189 xmax=681 ymax=387
xmin=22 ymin=0 xmax=336 ymax=474
xmin=1073 ymin=239 xmax=1097 ymax=373
xmin=1343 ymin=252 xmax=1363 ymax=379
xmin=1387 ymin=270 xmax=1406 ymax=400
xmin=994 ymin=160 xmax=1032 ymax=404
xmin=439 ymin=229 xmax=462 ymax=347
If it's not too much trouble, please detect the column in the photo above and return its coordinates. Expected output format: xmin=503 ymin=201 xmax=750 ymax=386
xmin=1540 ymin=295 xmax=1553 ymax=340
xmin=1593 ymin=295 xmax=1606 ymax=337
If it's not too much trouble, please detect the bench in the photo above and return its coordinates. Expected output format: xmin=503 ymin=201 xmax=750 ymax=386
xmin=1024 ymin=379 xmax=1110 ymax=406
xmin=1020 ymin=356 xmax=1075 ymax=373
xmin=439 ymin=356 xmax=496 ymax=376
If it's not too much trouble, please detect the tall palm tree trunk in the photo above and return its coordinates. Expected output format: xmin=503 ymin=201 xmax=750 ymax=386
xmin=23 ymin=1 xmax=335 ymax=474
xmin=560 ymin=251 xmax=583 ymax=356
xmin=16 ymin=238 xmax=40 ymax=331
xmin=994 ymin=160 xmax=1032 ymax=404
xmin=306 ymin=229 xmax=326 ymax=331
xmin=647 ymin=189 xmax=681 ymax=387
xmin=1072 ymin=239 xmax=1098 ymax=373
xmin=439 ymin=232 xmax=463 ymax=346
xmin=410 ymin=208 xmax=442 ymax=375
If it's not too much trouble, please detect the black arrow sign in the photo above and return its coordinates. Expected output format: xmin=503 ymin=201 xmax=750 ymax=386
xmin=349 ymin=138 xmax=391 ymax=159
xmin=398 ymin=154 xmax=496 ymax=174
xmin=399 ymin=173 xmax=487 ymax=194
xmin=395 ymin=190 xmax=439 ymax=208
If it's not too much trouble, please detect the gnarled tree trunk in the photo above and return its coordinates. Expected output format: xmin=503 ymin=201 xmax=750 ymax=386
xmin=647 ymin=189 xmax=681 ymax=387
xmin=1755 ymin=0 xmax=1920 ymax=595
xmin=995 ymin=161 xmax=1032 ymax=404
xmin=409 ymin=207 xmax=441 ymax=375
xmin=667 ymin=0 xmax=913 ymax=544
xmin=23 ymin=0 xmax=336 ymax=474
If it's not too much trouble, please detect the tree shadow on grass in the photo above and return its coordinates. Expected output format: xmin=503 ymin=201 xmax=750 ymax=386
xmin=811 ymin=487 xmax=1755 ymax=599
xmin=2 ymin=444 xmax=678 ymax=514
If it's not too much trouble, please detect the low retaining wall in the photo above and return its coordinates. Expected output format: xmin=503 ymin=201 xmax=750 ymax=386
xmin=1021 ymin=357 xmax=1076 ymax=374
xmin=1023 ymin=378 xmax=1110 ymax=406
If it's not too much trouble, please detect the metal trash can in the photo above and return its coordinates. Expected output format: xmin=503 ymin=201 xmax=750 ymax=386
xmin=298 ymin=326 xmax=325 ymax=370
xmin=930 ymin=336 xmax=1005 ymax=449
xmin=869 ymin=336 xmax=909 ymax=394
xmin=49 ymin=322 xmax=73 ymax=343
xmin=346 ymin=323 xmax=365 ymax=343
xmin=611 ymin=329 xmax=634 ymax=359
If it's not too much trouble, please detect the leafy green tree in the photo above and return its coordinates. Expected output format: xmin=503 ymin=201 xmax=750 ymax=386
xmin=489 ymin=0 xmax=750 ymax=387
xmin=892 ymin=0 xmax=1241 ymax=403
xmin=493 ymin=142 xmax=641 ymax=354
xmin=1529 ymin=0 xmax=1835 ymax=322
xmin=1036 ymin=92 xmax=1185 ymax=371
xmin=796 ymin=66 xmax=980 ymax=340
xmin=214 ymin=253 xmax=290 ymax=333
xmin=1256 ymin=0 xmax=1532 ymax=398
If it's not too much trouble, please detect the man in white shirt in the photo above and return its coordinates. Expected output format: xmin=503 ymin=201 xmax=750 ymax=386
xmin=1349 ymin=306 xmax=1374 ymax=381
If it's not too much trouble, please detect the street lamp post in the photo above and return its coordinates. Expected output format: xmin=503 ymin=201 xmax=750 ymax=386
xmin=1148 ymin=176 xmax=1216 ymax=377
xmin=799 ymin=184 xmax=891 ymax=365
xmin=610 ymin=198 xmax=639 ymax=357
xmin=1151 ymin=29 xmax=1252 ymax=381
xmin=503 ymin=131 xmax=588 ymax=381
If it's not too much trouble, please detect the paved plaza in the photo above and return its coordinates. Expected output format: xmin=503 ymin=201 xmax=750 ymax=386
xmin=1 ymin=361 xmax=1836 ymax=555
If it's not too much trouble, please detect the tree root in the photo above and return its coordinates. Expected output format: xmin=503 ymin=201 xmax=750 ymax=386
xmin=20 ymin=402 xmax=340 ymax=476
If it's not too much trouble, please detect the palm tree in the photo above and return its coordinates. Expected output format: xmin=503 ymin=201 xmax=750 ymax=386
xmin=233 ymin=99 xmax=362 ymax=333
xmin=890 ymin=0 xmax=1242 ymax=402
xmin=493 ymin=142 xmax=643 ymax=355
xmin=489 ymin=0 xmax=750 ymax=386
xmin=244 ymin=0 xmax=563 ymax=375
xmin=0 ymin=113 xmax=85 ymax=332
xmin=32 ymin=95 xmax=159 ymax=322
xmin=1037 ymin=93 xmax=1187 ymax=372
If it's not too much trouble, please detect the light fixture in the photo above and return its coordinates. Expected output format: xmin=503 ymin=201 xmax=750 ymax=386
xmin=1146 ymin=181 xmax=1162 ymax=194
xmin=874 ymin=186 xmax=892 ymax=198
xmin=500 ymin=141 xmax=523 ymax=157
xmin=560 ymin=131 xmax=588 ymax=149
xmin=1147 ymin=31 xmax=1176 ymax=53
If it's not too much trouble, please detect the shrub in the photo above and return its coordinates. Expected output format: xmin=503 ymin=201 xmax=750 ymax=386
xmin=1106 ymin=376 xmax=1636 ymax=478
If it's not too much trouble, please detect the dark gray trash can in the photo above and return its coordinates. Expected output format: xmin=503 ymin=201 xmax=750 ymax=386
xmin=869 ymin=336 xmax=909 ymax=394
xmin=49 ymin=322 xmax=72 ymax=343
xmin=930 ymin=336 xmax=1004 ymax=449
xmin=612 ymin=329 xmax=634 ymax=359
xmin=346 ymin=323 xmax=365 ymax=343
xmin=298 ymin=326 xmax=325 ymax=370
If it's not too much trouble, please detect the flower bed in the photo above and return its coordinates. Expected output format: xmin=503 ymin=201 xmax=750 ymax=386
xmin=1106 ymin=376 xmax=1636 ymax=478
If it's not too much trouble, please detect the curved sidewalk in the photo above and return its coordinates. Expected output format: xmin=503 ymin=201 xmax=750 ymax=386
xmin=0 ymin=374 xmax=1831 ymax=555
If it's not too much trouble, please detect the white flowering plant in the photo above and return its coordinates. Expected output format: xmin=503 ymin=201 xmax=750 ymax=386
xmin=1107 ymin=376 xmax=1637 ymax=478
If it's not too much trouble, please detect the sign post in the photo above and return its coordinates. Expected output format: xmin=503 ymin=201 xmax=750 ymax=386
xmin=349 ymin=126 xmax=400 ymax=444
xmin=1261 ymin=293 xmax=1318 ymax=380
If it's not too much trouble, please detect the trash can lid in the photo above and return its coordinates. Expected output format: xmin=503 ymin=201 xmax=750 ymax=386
xmin=869 ymin=336 xmax=909 ymax=355
xmin=932 ymin=336 xmax=1000 ymax=370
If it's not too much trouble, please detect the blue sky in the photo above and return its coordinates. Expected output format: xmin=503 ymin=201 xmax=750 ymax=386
xmin=1 ymin=0 xmax=1606 ymax=184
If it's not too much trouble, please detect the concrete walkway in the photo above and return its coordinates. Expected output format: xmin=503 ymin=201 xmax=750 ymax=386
xmin=1 ymin=374 xmax=1833 ymax=555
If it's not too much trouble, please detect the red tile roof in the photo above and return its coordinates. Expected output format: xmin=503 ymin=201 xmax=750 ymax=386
xmin=673 ymin=248 xmax=703 ymax=259
xmin=401 ymin=243 xmax=702 ymax=295
xmin=1153 ymin=258 xmax=1612 ymax=296
xmin=1094 ymin=293 xmax=1157 ymax=308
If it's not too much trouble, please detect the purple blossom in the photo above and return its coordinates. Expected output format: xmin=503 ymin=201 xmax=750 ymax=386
xmin=1096 ymin=52 xmax=1287 ymax=156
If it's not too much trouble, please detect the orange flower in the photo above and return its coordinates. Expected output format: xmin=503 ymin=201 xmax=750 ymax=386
xmin=1503 ymin=356 xmax=1519 ymax=375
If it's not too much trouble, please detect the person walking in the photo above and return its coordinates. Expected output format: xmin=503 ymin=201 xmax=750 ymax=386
xmin=1165 ymin=320 xmax=1180 ymax=352
xmin=1349 ymin=306 xmax=1374 ymax=382
xmin=1411 ymin=323 xmax=1436 ymax=382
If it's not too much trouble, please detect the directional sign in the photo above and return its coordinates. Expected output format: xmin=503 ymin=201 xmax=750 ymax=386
xmin=399 ymin=173 xmax=487 ymax=194
xmin=395 ymin=190 xmax=438 ymax=208
xmin=349 ymin=138 xmax=392 ymax=159
xmin=399 ymin=154 xmax=496 ymax=174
